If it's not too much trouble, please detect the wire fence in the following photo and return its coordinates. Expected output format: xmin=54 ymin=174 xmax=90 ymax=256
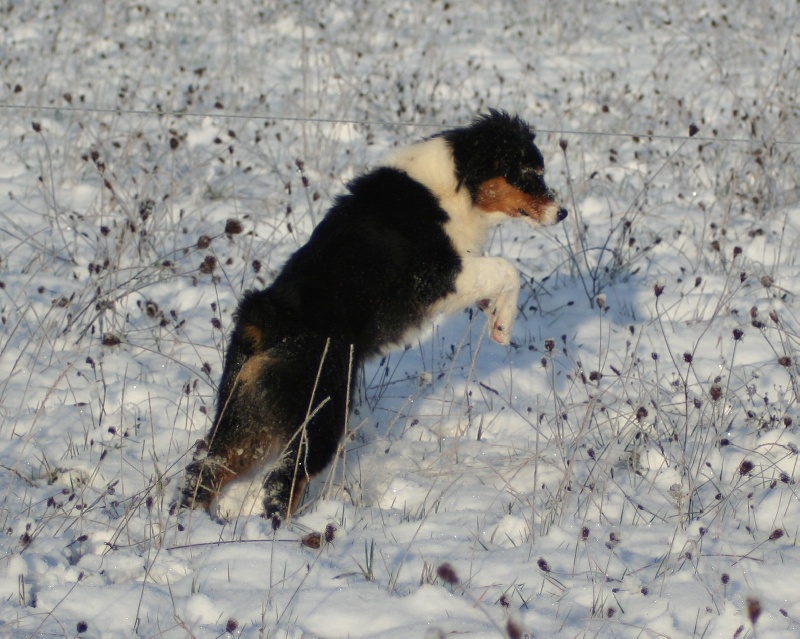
xmin=2 ymin=102 xmax=798 ymax=147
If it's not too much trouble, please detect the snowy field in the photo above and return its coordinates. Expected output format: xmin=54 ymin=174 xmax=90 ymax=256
xmin=1 ymin=1 xmax=799 ymax=637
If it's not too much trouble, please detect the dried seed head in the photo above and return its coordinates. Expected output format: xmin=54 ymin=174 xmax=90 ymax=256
xmin=721 ymin=573 xmax=730 ymax=585
xmin=768 ymin=528 xmax=784 ymax=541
xmin=559 ymin=138 xmax=568 ymax=151
xmin=746 ymin=596 xmax=761 ymax=625
xmin=225 ymin=218 xmax=244 ymax=235
xmin=537 ymin=558 xmax=551 ymax=572
xmin=778 ymin=356 xmax=792 ymax=367
xmin=436 ymin=562 xmax=459 ymax=586
xmin=732 ymin=328 xmax=744 ymax=341
xmin=733 ymin=246 xmax=742 ymax=258
xmin=688 ymin=123 xmax=699 ymax=137
xmin=739 ymin=460 xmax=755 ymax=476
xmin=653 ymin=281 xmax=665 ymax=297
xmin=102 ymin=334 xmax=122 ymax=347
xmin=199 ymin=255 xmax=217 ymax=274
xmin=709 ymin=384 xmax=722 ymax=401
xmin=683 ymin=352 xmax=693 ymax=364
xmin=595 ymin=294 xmax=606 ymax=309
xmin=226 ymin=618 xmax=238 ymax=633
xmin=197 ymin=235 xmax=212 ymax=249
xmin=636 ymin=406 xmax=649 ymax=421
xmin=77 ymin=621 xmax=88 ymax=634
xmin=506 ymin=617 xmax=523 ymax=639
xmin=544 ymin=338 xmax=555 ymax=353
xmin=301 ymin=532 xmax=321 ymax=549
xmin=760 ymin=275 xmax=773 ymax=289
xmin=324 ymin=523 xmax=336 ymax=543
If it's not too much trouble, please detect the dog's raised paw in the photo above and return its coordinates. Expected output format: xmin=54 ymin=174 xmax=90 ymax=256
xmin=491 ymin=321 xmax=511 ymax=345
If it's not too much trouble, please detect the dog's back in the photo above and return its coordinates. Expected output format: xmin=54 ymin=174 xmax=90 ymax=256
xmin=271 ymin=167 xmax=462 ymax=353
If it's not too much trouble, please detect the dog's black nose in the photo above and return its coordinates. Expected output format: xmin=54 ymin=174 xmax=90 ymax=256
xmin=557 ymin=208 xmax=568 ymax=221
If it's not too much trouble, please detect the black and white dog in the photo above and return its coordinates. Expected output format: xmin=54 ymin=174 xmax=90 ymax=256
xmin=182 ymin=110 xmax=567 ymax=521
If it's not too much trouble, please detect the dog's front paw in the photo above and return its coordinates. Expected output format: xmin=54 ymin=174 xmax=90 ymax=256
xmin=477 ymin=299 xmax=515 ymax=345
xmin=488 ymin=290 xmax=518 ymax=345
xmin=490 ymin=319 xmax=512 ymax=345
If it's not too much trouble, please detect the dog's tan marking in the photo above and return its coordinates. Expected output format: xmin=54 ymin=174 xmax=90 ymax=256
xmin=288 ymin=474 xmax=309 ymax=517
xmin=237 ymin=353 xmax=271 ymax=389
xmin=475 ymin=177 xmax=552 ymax=222
xmin=242 ymin=323 xmax=263 ymax=348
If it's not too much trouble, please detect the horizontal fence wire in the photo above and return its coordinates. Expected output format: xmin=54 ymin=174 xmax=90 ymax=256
xmin=2 ymin=102 xmax=798 ymax=147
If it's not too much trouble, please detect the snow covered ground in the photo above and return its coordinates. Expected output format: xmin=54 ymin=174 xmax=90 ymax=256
xmin=1 ymin=0 xmax=799 ymax=637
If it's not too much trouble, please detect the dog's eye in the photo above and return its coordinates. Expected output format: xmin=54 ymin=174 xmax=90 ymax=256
xmin=521 ymin=166 xmax=543 ymax=178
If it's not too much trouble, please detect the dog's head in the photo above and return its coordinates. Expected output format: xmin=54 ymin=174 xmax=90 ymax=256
xmin=440 ymin=109 xmax=567 ymax=226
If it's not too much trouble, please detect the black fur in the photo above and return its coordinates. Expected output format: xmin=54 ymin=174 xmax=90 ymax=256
xmin=181 ymin=110 xmax=565 ymax=521
xmin=441 ymin=111 xmax=547 ymax=198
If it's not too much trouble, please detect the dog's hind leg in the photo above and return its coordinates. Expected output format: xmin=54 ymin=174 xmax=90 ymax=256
xmin=181 ymin=351 xmax=280 ymax=512
xmin=261 ymin=450 xmax=310 ymax=521
xmin=261 ymin=338 xmax=353 ymax=522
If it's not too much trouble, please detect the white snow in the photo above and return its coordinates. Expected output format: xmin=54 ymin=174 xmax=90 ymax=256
xmin=1 ymin=0 xmax=799 ymax=637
